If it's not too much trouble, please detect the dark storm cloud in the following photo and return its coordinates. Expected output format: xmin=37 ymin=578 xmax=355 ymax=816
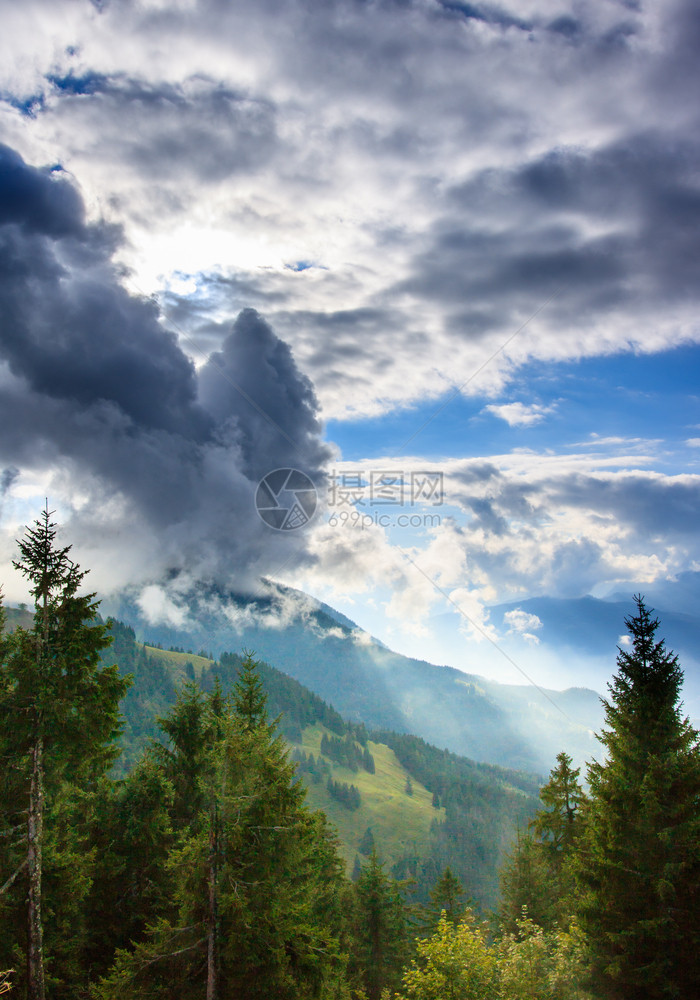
xmin=198 ymin=308 xmax=330 ymax=481
xmin=0 ymin=146 xmax=330 ymax=586
xmin=0 ymin=145 xmax=84 ymax=235
xmin=436 ymin=1 xmax=531 ymax=32
xmin=547 ymin=474 xmax=700 ymax=539
xmin=398 ymin=129 xmax=700 ymax=343
xmin=0 ymin=468 xmax=19 ymax=497
xmin=45 ymin=73 xmax=278 ymax=185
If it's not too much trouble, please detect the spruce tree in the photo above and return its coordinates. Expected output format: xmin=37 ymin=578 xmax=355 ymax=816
xmin=351 ymin=848 xmax=409 ymax=999
xmin=532 ymin=751 xmax=585 ymax=857
xmin=500 ymin=754 xmax=585 ymax=934
xmin=429 ymin=866 xmax=465 ymax=925
xmin=96 ymin=660 xmax=350 ymax=1000
xmin=576 ymin=597 xmax=700 ymax=998
xmin=0 ymin=510 xmax=128 ymax=1000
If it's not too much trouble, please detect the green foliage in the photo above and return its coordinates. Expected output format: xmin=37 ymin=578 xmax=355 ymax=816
xmin=532 ymin=752 xmax=585 ymax=857
xmin=394 ymin=909 xmax=591 ymax=1000
xmin=321 ymin=732 xmax=374 ymax=772
xmin=495 ymin=910 xmax=592 ymax=1000
xmin=327 ymin=777 xmax=362 ymax=811
xmin=500 ymin=753 xmax=585 ymax=934
xmin=395 ymin=911 xmax=498 ymax=1000
xmin=428 ymin=867 xmax=465 ymax=926
xmin=3 ymin=510 xmax=127 ymax=776
xmin=0 ymin=511 xmax=129 ymax=998
xmin=575 ymin=597 xmax=700 ymax=998
xmin=232 ymin=650 xmax=267 ymax=729
xmin=359 ymin=827 xmax=376 ymax=857
xmin=108 ymin=627 xmax=540 ymax=910
xmin=94 ymin=658 xmax=350 ymax=1000
xmin=81 ymin=761 xmax=175 ymax=978
xmin=499 ymin=831 xmax=560 ymax=934
xmin=371 ymin=730 xmax=539 ymax=908
xmin=351 ymin=849 xmax=409 ymax=1000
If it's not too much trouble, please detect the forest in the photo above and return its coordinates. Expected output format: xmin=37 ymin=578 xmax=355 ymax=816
xmin=1 ymin=512 xmax=699 ymax=999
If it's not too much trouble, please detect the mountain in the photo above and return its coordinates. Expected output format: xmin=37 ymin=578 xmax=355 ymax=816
xmin=488 ymin=590 xmax=700 ymax=716
xmin=103 ymin=583 xmax=602 ymax=774
xmin=101 ymin=620 xmax=540 ymax=910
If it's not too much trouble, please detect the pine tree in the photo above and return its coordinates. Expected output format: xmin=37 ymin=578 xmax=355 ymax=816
xmin=82 ymin=760 xmax=175 ymax=979
xmin=532 ymin=751 xmax=585 ymax=857
xmin=351 ymin=848 xmax=408 ymax=999
xmin=96 ymin=659 xmax=350 ymax=1000
xmin=499 ymin=830 xmax=558 ymax=933
xmin=500 ymin=754 xmax=585 ymax=935
xmin=232 ymin=650 xmax=267 ymax=730
xmin=0 ymin=510 xmax=128 ymax=1000
xmin=359 ymin=826 xmax=376 ymax=857
xmin=429 ymin=866 xmax=465 ymax=925
xmin=576 ymin=597 xmax=700 ymax=998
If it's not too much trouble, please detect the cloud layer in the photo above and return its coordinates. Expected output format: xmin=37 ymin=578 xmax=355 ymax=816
xmin=1 ymin=0 xmax=698 ymax=418
xmin=1 ymin=0 xmax=699 ymax=665
xmin=0 ymin=145 xmax=330 ymax=595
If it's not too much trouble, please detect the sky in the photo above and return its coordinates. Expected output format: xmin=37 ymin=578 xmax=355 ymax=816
xmin=1 ymin=0 xmax=699 ymax=690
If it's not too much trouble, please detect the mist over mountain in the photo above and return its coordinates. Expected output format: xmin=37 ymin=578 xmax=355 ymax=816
xmin=490 ymin=585 xmax=700 ymax=716
xmin=104 ymin=580 xmax=602 ymax=775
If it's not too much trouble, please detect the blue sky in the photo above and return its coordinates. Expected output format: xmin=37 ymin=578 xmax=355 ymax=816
xmin=0 ymin=0 xmax=699 ymax=691
xmin=327 ymin=345 xmax=700 ymax=469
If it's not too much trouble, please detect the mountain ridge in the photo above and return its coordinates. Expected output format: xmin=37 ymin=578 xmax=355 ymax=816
xmin=102 ymin=581 xmax=602 ymax=773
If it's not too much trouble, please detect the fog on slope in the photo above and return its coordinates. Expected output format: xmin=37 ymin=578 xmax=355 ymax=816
xmin=425 ymin=590 xmax=700 ymax=719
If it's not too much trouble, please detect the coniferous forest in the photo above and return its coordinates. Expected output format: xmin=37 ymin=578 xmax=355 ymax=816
xmin=2 ymin=514 xmax=700 ymax=999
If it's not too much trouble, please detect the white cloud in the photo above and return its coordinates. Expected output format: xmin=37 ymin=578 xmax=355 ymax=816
xmin=2 ymin=0 xmax=700 ymax=661
xmin=284 ymin=449 xmax=700 ymax=643
xmin=484 ymin=402 xmax=555 ymax=426
xmin=504 ymin=608 xmax=543 ymax=636
xmin=0 ymin=0 xmax=698 ymax=422
xmin=137 ymin=584 xmax=190 ymax=629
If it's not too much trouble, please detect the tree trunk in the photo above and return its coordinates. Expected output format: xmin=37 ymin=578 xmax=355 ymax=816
xmin=27 ymin=734 xmax=45 ymax=1000
xmin=206 ymin=808 xmax=218 ymax=1000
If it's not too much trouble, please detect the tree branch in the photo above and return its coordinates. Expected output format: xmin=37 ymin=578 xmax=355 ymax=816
xmin=0 ymin=858 xmax=27 ymax=896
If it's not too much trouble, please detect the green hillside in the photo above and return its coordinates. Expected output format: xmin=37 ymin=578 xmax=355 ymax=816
xmin=137 ymin=645 xmax=446 ymax=874
xmin=298 ymin=723 xmax=445 ymax=868
xmin=142 ymin=644 xmax=215 ymax=681
xmin=110 ymin=582 xmax=603 ymax=773
xmin=100 ymin=622 xmax=538 ymax=909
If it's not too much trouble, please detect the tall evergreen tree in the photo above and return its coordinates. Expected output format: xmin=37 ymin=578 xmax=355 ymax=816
xmin=96 ymin=658 xmax=350 ymax=1000
xmin=576 ymin=597 xmax=700 ymax=998
xmin=350 ymin=848 xmax=409 ymax=1000
xmin=0 ymin=510 xmax=128 ymax=1000
xmin=500 ymin=754 xmax=585 ymax=935
xmin=532 ymin=751 xmax=585 ymax=858
xmin=428 ymin=866 xmax=465 ymax=926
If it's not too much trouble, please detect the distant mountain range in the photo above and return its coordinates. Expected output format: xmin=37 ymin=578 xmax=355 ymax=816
xmin=103 ymin=582 xmax=604 ymax=775
xmin=490 ymin=580 xmax=700 ymax=714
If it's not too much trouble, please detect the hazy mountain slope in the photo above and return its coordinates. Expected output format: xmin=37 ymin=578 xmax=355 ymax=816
xmin=106 ymin=585 xmax=602 ymax=773
xmin=99 ymin=624 xmax=539 ymax=910
xmin=490 ymin=592 xmax=700 ymax=712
